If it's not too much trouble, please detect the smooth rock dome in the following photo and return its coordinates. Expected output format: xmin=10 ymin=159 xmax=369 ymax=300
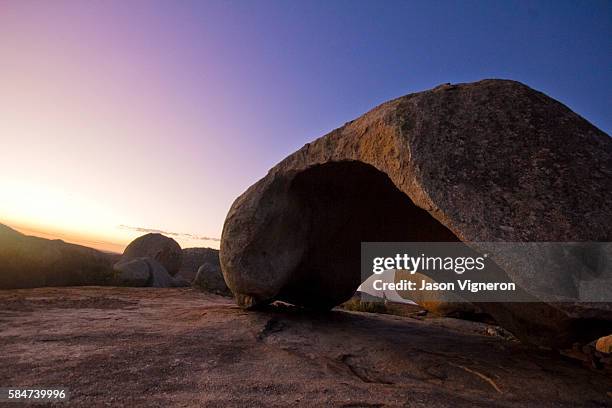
xmin=121 ymin=233 xmax=182 ymax=276
xmin=220 ymin=79 xmax=612 ymax=347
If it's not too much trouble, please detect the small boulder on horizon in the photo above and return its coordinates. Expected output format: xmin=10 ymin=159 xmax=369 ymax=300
xmin=121 ymin=233 xmax=182 ymax=276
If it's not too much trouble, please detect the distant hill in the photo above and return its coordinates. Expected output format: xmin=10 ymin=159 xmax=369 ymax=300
xmin=0 ymin=223 xmax=115 ymax=289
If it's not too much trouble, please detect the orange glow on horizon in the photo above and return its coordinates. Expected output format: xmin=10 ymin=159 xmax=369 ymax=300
xmin=5 ymin=222 xmax=127 ymax=254
xmin=1 ymin=216 xmax=221 ymax=254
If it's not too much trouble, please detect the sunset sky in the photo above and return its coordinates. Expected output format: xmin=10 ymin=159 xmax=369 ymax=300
xmin=1 ymin=1 xmax=610 ymax=252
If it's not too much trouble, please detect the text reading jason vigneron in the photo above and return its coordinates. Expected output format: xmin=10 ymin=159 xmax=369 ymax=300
xmin=371 ymin=253 xmax=516 ymax=293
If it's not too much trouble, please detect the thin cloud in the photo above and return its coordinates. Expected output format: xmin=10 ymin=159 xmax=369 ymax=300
xmin=118 ymin=225 xmax=221 ymax=242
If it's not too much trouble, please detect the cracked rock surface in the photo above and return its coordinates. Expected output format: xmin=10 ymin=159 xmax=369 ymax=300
xmin=1 ymin=287 xmax=609 ymax=407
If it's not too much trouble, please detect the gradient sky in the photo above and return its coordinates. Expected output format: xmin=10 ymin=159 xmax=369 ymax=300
xmin=1 ymin=0 xmax=610 ymax=252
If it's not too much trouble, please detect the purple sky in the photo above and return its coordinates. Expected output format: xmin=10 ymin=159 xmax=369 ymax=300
xmin=1 ymin=0 xmax=610 ymax=251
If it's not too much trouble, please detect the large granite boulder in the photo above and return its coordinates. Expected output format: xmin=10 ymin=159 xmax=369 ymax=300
xmin=193 ymin=262 xmax=231 ymax=296
xmin=0 ymin=223 xmax=115 ymax=289
xmin=121 ymin=233 xmax=182 ymax=276
xmin=178 ymin=247 xmax=220 ymax=282
xmin=220 ymin=79 xmax=612 ymax=347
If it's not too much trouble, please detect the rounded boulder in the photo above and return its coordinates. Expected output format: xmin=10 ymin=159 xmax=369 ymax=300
xmin=122 ymin=233 xmax=182 ymax=276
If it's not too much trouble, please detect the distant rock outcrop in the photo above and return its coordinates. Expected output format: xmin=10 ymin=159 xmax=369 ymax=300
xmin=113 ymin=256 xmax=188 ymax=288
xmin=180 ymin=246 xmax=231 ymax=296
xmin=178 ymin=247 xmax=220 ymax=282
xmin=147 ymin=258 xmax=172 ymax=288
xmin=220 ymin=79 xmax=612 ymax=347
xmin=193 ymin=262 xmax=231 ymax=296
xmin=0 ymin=223 xmax=115 ymax=289
xmin=121 ymin=233 xmax=182 ymax=276
xmin=112 ymin=258 xmax=151 ymax=286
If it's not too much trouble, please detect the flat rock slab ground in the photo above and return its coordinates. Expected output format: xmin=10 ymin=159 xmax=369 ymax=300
xmin=0 ymin=288 xmax=609 ymax=407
